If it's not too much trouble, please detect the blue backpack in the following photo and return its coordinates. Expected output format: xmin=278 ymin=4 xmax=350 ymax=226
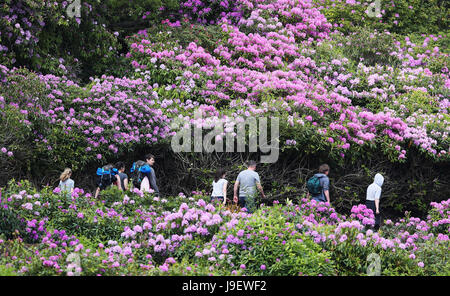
xmin=96 ymin=164 xmax=118 ymax=189
xmin=307 ymin=175 xmax=323 ymax=196
xmin=130 ymin=161 xmax=151 ymax=189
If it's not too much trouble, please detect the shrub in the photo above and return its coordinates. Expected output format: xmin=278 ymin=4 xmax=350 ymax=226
xmin=193 ymin=204 xmax=337 ymax=276
xmin=317 ymin=0 xmax=449 ymax=35
xmin=334 ymin=28 xmax=402 ymax=67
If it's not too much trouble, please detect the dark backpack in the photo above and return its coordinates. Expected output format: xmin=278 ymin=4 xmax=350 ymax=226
xmin=307 ymin=175 xmax=323 ymax=196
xmin=130 ymin=160 xmax=147 ymax=189
xmin=96 ymin=164 xmax=118 ymax=190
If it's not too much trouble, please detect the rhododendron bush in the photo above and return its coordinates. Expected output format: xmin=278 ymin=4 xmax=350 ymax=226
xmin=0 ymin=0 xmax=449 ymax=276
xmin=0 ymin=182 xmax=448 ymax=275
xmin=125 ymin=0 xmax=449 ymax=161
xmin=0 ymin=0 xmax=125 ymax=81
xmin=0 ymin=0 xmax=449 ymax=214
xmin=316 ymin=0 xmax=449 ymax=34
xmin=127 ymin=23 xmax=448 ymax=161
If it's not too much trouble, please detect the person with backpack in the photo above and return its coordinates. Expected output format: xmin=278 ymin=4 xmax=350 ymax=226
xmin=366 ymin=173 xmax=384 ymax=231
xmin=94 ymin=164 xmax=118 ymax=199
xmin=142 ymin=154 xmax=159 ymax=195
xmin=115 ymin=161 xmax=128 ymax=191
xmin=233 ymin=160 xmax=265 ymax=213
xmin=130 ymin=154 xmax=159 ymax=196
xmin=307 ymin=164 xmax=331 ymax=203
xmin=58 ymin=168 xmax=74 ymax=199
xmin=211 ymin=168 xmax=228 ymax=206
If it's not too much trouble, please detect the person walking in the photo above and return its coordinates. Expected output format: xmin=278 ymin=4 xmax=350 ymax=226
xmin=307 ymin=164 xmax=331 ymax=203
xmin=140 ymin=153 xmax=159 ymax=196
xmin=58 ymin=168 xmax=74 ymax=199
xmin=94 ymin=164 xmax=117 ymax=199
xmin=233 ymin=160 xmax=265 ymax=213
xmin=366 ymin=173 xmax=384 ymax=231
xmin=211 ymin=168 xmax=228 ymax=206
xmin=115 ymin=161 xmax=128 ymax=191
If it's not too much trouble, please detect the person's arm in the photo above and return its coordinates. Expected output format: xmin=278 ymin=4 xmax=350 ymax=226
xmin=233 ymin=180 xmax=239 ymax=204
xmin=375 ymin=199 xmax=380 ymax=214
xmin=324 ymin=190 xmax=330 ymax=203
xmin=222 ymin=181 xmax=228 ymax=205
xmin=255 ymin=173 xmax=265 ymax=198
xmin=306 ymin=192 xmax=310 ymax=199
xmin=374 ymin=187 xmax=381 ymax=214
xmin=116 ymin=175 xmax=122 ymax=190
xmin=149 ymin=168 xmax=159 ymax=195
xmin=94 ymin=187 xmax=100 ymax=199
xmin=323 ymin=177 xmax=330 ymax=203
xmin=256 ymin=182 xmax=265 ymax=199
xmin=124 ymin=178 xmax=128 ymax=191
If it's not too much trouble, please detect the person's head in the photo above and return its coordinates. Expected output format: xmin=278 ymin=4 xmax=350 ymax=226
xmin=319 ymin=164 xmax=330 ymax=175
xmin=103 ymin=164 xmax=114 ymax=171
xmin=214 ymin=168 xmax=227 ymax=182
xmin=247 ymin=160 xmax=257 ymax=170
xmin=374 ymin=173 xmax=384 ymax=187
xmin=115 ymin=161 xmax=125 ymax=172
xmin=145 ymin=154 xmax=155 ymax=166
xmin=60 ymin=168 xmax=72 ymax=182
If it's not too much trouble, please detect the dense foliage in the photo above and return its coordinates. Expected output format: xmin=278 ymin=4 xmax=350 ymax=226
xmin=0 ymin=182 xmax=448 ymax=275
xmin=0 ymin=0 xmax=449 ymax=276
xmin=1 ymin=0 xmax=449 ymax=217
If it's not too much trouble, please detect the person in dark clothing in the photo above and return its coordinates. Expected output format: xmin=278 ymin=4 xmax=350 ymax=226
xmin=115 ymin=161 xmax=128 ymax=191
xmin=94 ymin=164 xmax=116 ymax=199
xmin=141 ymin=153 xmax=159 ymax=196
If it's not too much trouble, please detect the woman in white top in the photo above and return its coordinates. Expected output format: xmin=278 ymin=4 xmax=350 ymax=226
xmin=59 ymin=168 xmax=74 ymax=199
xmin=211 ymin=169 xmax=228 ymax=206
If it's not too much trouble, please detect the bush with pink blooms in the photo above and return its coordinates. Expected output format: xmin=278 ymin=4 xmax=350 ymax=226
xmin=0 ymin=181 xmax=448 ymax=276
xmin=1 ymin=0 xmax=449 ymax=217
xmin=0 ymin=0 xmax=449 ymax=276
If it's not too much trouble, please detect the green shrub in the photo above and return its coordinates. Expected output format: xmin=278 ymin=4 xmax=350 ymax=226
xmin=317 ymin=0 xmax=449 ymax=35
xmin=195 ymin=204 xmax=337 ymax=276
xmin=0 ymin=265 xmax=18 ymax=276
xmin=334 ymin=28 xmax=402 ymax=67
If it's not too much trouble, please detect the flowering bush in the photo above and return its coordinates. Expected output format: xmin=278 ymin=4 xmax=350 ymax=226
xmin=125 ymin=1 xmax=449 ymax=164
xmin=0 ymin=0 xmax=124 ymax=81
xmin=190 ymin=203 xmax=337 ymax=275
xmin=0 ymin=0 xmax=448 ymax=218
xmin=316 ymin=0 xmax=449 ymax=35
xmin=0 ymin=66 xmax=174 ymax=179
xmin=1 ymin=181 xmax=448 ymax=276
xmin=0 ymin=0 xmax=449 ymax=276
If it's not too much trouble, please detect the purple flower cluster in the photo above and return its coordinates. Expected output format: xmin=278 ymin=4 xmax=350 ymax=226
xmin=0 ymin=183 xmax=448 ymax=275
xmin=127 ymin=1 xmax=448 ymax=162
